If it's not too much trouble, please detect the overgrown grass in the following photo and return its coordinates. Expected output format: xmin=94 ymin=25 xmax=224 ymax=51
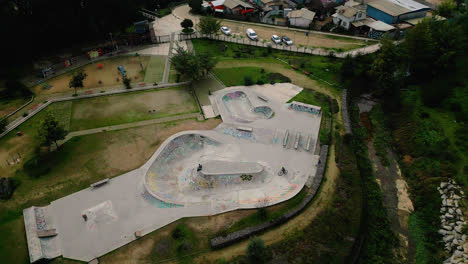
xmin=218 ymin=189 xmax=308 ymax=236
xmin=269 ymin=133 xmax=362 ymax=263
xmin=369 ymin=105 xmax=392 ymax=166
xmin=349 ymin=102 xmax=399 ymax=263
xmin=213 ymin=67 xmax=290 ymax=87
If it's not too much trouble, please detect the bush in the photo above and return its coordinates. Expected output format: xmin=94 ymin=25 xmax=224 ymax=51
xmin=22 ymin=112 xmax=28 ymax=117
xmin=256 ymin=79 xmax=265 ymax=85
xmin=331 ymin=99 xmax=339 ymax=114
xmin=247 ymin=237 xmax=267 ymax=262
xmin=244 ymin=75 xmax=254 ymax=86
xmin=172 ymin=225 xmax=186 ymax=240
xmin=182 ymin=28 xmax=194 ymax=34
xmin=123 ymin=76 xmax=131 ymax=89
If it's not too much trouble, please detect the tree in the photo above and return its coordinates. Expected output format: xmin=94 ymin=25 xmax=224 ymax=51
xmin=436 ymin=0 xmax=457 ymax=18
xmin=197 ymin=52 xmax=218 ymax=76
xmin=198 ymin=16 xmax=221 ymax=35
xmin=123 ymin=76 xmax=131 ymax=89
xmin=69 ymin=70 xmax=87 ymax=95
xmin=247 ymin=237 xmax=267 ymax=262
xmin=170 ymin=45 xmax=202 ymax=81
xmin=181 ymin=19 xmax=194 ymax=30
xmin=38 ymin=112 xmax=68 ymax=150
xmin=188 ymin=0 xmax=203 ymax=13
xmin=0 ymin=119 xmax=7 ymax=133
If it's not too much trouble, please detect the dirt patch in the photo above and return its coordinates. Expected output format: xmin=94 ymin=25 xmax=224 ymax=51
xmin=31 ymin=56 xmax=151 ymax=96
xmin=69 ymin=87 xmax=197 ymax=131
xmin=221 ymin=21 xmax=369 ymax=50
xmin=0 ymin=98 xmax=30 ymax=118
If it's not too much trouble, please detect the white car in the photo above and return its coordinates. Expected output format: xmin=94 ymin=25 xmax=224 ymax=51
xmin=282 ymin=36 xmax=293 ymax=46
xmin=246 ymin=28 xmax=258 ymax=41
xmin=220 ymin=26 xmax=231 ymax=35
xmin=271 ymin=35 xmax=281 ymax=44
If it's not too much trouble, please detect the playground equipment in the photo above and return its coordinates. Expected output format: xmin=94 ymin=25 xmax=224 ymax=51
xmin=117 ymin=65 xmax=126 ymax=77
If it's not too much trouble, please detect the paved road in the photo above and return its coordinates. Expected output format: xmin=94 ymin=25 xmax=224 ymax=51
xmin=57 ymin=112 xmax=201 ymax=146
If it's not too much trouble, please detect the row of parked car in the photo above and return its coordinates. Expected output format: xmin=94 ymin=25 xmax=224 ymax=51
xmin=220 ymin=26 xmax=294 ymax=46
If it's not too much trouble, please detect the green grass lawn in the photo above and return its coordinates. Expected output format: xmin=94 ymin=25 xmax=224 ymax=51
xmin=69 ymin=86 xmax=198 ymax=131
xmin=143 ymin=55 xmax=166 ymax=83
xmin=213 ymin=67 xmax=291 ymax=87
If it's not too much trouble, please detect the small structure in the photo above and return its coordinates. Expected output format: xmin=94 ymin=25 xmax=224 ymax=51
xmin=90 ymin=178 xmax=110 ymax=189
xmin=287 ymin=8 xmax=316 ymax=28
xmin=37 ymin=229 xmax=57 ymax=238
xmin=134 ymin=231 xmax=142 ymax=238
xmin=332 ymin=1 xmax=367 ymax=30
xmin=207 ymin=0 xmax=226 ymax=13
xmin=224 ymin=0 xmax=255 ymax=15
xmin=134 ymin=20 xmax=149 ymax=34
xmin=367 ymin=0 xmax=430 ymax=25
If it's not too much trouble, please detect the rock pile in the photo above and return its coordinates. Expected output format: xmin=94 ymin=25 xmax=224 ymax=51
xmin=437 ymin=180 xmax=467 ymax=264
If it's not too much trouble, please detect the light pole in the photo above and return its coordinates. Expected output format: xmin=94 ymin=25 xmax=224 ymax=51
xmin=109 ymin=33 xmax=116 ymax=52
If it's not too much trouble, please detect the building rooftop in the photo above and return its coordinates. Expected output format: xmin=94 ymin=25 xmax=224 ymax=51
xmin=368 ymin=0 xmax=430 ymax=16
xmin=224 ymin=0 xmax=254 ymax=9
xmin=287 ymin=8 xmax=316 ymax=20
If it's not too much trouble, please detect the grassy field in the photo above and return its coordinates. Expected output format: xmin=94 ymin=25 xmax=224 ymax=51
xmin=213 ymin=67 xmax=291 ymax=87
xmin=0 ymin=118 xmax=222 ymax=264
xmin=143 ymin=55 xmax=166 ymax=83
xmin=0 ymin=97 xmax=30 ymax=118
xmin=31 ymin=55 xmax=152 ymax=96
xmin=69 ymin=86 xmax=198 ymax=131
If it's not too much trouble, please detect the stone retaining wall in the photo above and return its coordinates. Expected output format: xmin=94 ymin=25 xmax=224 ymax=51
xmin=210 ymin=145 xmax=329 ymax=249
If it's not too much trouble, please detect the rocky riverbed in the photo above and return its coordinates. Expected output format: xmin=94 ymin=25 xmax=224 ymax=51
xmin=438 ymin=180 xmax=467 ymax=264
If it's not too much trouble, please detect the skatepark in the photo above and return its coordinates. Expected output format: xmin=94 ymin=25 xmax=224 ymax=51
xmin=23 ymin=83 xmax=323 ymax=262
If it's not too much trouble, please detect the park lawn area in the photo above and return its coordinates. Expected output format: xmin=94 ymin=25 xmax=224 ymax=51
xmin=31 ymin=55 xmax=151 ymax=96
xmin=69 ymin=86 xmax=198 ymax=131
xmin=0 ymin=118 xmax=223 ymax=264
xmin=143 ymin=55 xmax=166 ymax=83
xmin=0 ymin=97 xmax=31 ymax=118
xmin=0 ymin=101 xmax=72 ymax=178
xmin=213 ymin=67 xmax=291 ymax=87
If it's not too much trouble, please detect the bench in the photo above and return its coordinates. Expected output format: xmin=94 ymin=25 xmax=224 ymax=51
xmin=283 ymin=130 xmax=289 ymax=147
xmin=135 ymin=231 xmax=142 ymax=238
xmin=305 ymin=136 xmax=311 ymax=151
xmin=236 ymin=126 xmax=253 ymax=132
xmin=90 ymin=178 xmax=110 ymax=189
xmin=257 ymin=95 xmax=269 ymax=102
xmin=37 ymin=229 xmax=57 ymax=238
xmin=294 ymin=132 xmax=301 ymax=150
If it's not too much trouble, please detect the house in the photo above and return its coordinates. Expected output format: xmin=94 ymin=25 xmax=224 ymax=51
xmin=206 ymin=0 xmax=226 ymax=13
xmin=367 ymin=0 xmax=430 ymax=24
xmin=134 ymin=20 xmax=149 ymax=34
xmin=223 ymin=0 xmax=255 ymax=15
xmin=332 ymin=2 xmax=366 ymax=30
xmin=287 ymin=8 xmax=316 ymax=28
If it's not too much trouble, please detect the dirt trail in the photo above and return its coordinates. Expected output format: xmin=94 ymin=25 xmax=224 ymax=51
xmin=360 ymin=112 xmax=415 ymax=262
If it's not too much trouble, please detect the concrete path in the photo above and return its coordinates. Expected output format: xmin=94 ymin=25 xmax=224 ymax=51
xmin=58 ymin=112 xmax=201 ymax=146
xmin=162 ymin=33 xmax=175 ymax=84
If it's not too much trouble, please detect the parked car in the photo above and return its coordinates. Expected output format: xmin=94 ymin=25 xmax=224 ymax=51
xmin=271 ymin=35 xmax=281 ymax=44
xmin=246 ymin=28 xmax=258 ymax=41
xmin=221 ymin=26 xmax=231 ymax=36
xmin=282 ymin=36 xmax=293 ymax=46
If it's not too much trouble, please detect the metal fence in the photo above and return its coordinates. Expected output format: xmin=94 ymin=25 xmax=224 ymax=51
xmin=171 ymin=32 xmax=347 ymax=57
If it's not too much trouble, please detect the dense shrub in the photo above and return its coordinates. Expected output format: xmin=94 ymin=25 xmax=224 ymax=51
xmin=244 ymin=75 xmax=254 ymax=86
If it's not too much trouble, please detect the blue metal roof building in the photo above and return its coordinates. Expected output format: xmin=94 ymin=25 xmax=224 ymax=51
xmin=366 ymin=0 xmax=430 ymax=24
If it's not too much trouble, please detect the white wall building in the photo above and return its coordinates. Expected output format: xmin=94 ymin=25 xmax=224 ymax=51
xmin=332 ymin=1 xmax=366 ymax=29
xmin=286 ymin=8 xmax=316 ymax=28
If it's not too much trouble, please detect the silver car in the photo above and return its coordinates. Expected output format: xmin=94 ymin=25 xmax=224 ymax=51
xmin=271 ymin=35 xmax=281 ymax=44
xmin=221 ymin=26 xmax=231 ymax=35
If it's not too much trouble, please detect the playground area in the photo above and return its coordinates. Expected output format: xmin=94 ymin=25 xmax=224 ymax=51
xmin=23 ymin=84 xmax=323 ymax=263
xmin=31 ymin=55 xmax=155 ymax=95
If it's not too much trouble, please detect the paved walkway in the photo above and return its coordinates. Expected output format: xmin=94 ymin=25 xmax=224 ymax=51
xmin=57 ymin=112 xmax=201 ymax=146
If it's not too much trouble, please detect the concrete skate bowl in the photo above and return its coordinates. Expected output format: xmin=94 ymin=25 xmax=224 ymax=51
xmin=144 ymin=133 xmax=220 ymax=204
xmin=143 ymin=132 xmax=278 ymax=206
xmin=222 ymin=91 xmax=274 ymax=122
